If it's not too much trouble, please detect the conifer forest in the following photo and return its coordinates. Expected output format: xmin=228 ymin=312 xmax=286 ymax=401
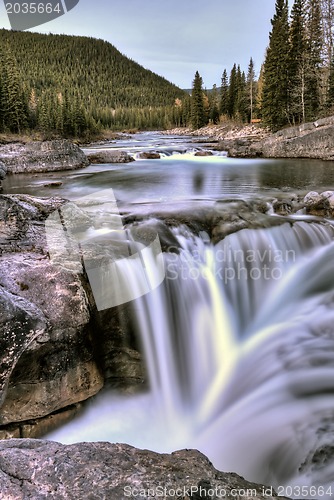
xmin=1 ymin=0 xmax=334 ymax=137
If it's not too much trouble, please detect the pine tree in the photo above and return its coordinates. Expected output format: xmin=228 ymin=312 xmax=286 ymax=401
xmin=209 ymin=84 xmax=220 ymax=124
xmin=190 ymin=71 xmax=207 ymax=129
xmin=0 ymin=43 xmax=28 ymax=133
xmin=262 ymin=0 xmax=290 ymax=129
xmin=305 ymin=0 xmax=323 ymax=118
xmin=247 ymin=58 xmax=256 ymax=122
xmin=220 ymin=69 xmax=229 ymax=116
xmin=228 ymin=64 xmax=238 ymax=118
xmin=289 ymin=0 xmax=307 ymax=124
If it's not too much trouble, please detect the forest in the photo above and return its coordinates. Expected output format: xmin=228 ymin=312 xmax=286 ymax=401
xmin=191 ymin=0 xmax=334 ymax=131
xmin=0 ymin=29 xmax=187 ymax=137
xmin=1 ymin=0 xmax=334 ymax=137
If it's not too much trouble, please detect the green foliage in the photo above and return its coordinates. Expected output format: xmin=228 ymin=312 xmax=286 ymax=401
xmin=190 ymin=71 xmax=207 ymax=129
xmin=0 ymin=29 xmax=186 ymax=135
xmin=262 ymin=0 xmax=290 ymax=130
xmin=0 ymin=42 xmax=28 ymax=133
xmin=220 ymin=69 xmax=229 ymax=116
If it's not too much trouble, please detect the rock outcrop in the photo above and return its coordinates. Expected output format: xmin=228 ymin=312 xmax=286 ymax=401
xmin=0 ymin=440 xmax=286 ymax=500
xmin=215 ymin=116 xmax=334 ymax=160
xmin=0 ymin=140 xmax=89 ymax=174
xmin=85 ymin=150 xmax=135 ymax=164
xmin=0 ymin=194 xmax=150 ymax=437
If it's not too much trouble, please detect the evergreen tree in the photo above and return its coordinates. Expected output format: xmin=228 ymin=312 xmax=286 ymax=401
xmin=209 ymin=84 xmax=220 ymax=124
xmin=0 ymin=43 xmax=28 ymax=133
xmin=190 ymin=71 xmax=207 ymax=129
xmin=220 ymin=69 xmax=229 ymax=116
xmin=256 ymin=63 xmax=265 ymax=118
xmin=305 ymin=0 xmax=323 ymax=118
xmin=262 ymin=0 xmax=290 ymax=129
xmin=289 ymin=0 xmax=307 ymax=124
xmin=327 ymin=54 xmax=334 ymax=108
xmin=235 ymin=67 xmax=248 ymax=121
xmin=247 ymin=57 xmax=256 ymax=122
xmin=228 ymin=64 xmax=238 ymax=117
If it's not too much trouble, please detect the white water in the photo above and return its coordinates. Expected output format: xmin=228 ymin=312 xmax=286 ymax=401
xmin=47 ymin=220 xmax=334 ymax=497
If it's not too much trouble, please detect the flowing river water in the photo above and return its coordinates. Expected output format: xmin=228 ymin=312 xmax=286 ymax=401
xmin=4 ymin=132 xmax=334 ymax=497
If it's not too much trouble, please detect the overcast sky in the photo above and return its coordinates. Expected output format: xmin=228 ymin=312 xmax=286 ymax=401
xmin=0 ymin=0 xmax=278 ymax=88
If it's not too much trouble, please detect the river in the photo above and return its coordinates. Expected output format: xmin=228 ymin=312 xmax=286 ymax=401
xmin=4 ymin=132 xmax=334 ymax=498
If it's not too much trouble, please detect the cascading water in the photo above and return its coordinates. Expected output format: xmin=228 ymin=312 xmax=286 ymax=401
xmin=47 ymin=219 xmax=334 ymax=498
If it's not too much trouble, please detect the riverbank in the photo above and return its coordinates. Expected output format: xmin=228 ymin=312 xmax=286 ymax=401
xmin=165 ymin=116 xmax=334 ymax=161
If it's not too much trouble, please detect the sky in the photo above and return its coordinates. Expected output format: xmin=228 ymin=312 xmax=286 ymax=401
xmin=0 ymin=0 xmax=278 ymax=89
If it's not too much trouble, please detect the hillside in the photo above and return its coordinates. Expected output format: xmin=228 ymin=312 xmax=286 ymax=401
xmin=0 ymin=29 xmax=187 ymax=134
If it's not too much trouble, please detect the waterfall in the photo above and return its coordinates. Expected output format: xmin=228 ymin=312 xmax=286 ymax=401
xmin=47 ymin=220 xmax=334 ymax=497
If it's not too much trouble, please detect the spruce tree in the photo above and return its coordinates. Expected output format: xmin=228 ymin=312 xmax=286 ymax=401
xmin=0 ymin=43 xmax=28 ymax=133
xmin=209 ymin=84 xmax=220 ymax=124
xmin=289 ymin=0 xmax=307 ymax=124
xmin=305 ymin=0 xmax=322 ymax=118
xmin=190 ymin=71 xmax=207 ymax=129
xmin=262 ymin=0 xmax=290 ymax=129
xmin=228 ymin=64 xmax=238 ymax=118
xmin=220 ymin=69 xmax=229 ymax=116
xmin=247 ymin=57 xmax=256 ymax=122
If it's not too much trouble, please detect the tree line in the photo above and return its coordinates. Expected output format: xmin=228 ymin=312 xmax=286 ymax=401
xmin=190 ymin=0 xmax=334 ymax=131
xmin=0 ymin=29 xmax=186 ymax=137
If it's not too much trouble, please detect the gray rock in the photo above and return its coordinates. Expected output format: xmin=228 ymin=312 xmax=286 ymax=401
xmin=0 ymin=195 xmax=104 ymax=435
xmin=86 ymin=150 xmax=135 ymax=164
xmin=137 ymin=151 xmax=161 ymax=159
xmin=217 ymin=115 xmax=334 ymax=161
xmin=304 ymin=191 xmax=322 ymax=206
xmin=0 ymin=440 xmax=287 ymax=500
xmin=194 ymin=150 xmax=213 ymax=156
xmin=0 ymin=140 xmax=89 ymax=174
xmin=303 ymin=190 xmax=334 ymax=216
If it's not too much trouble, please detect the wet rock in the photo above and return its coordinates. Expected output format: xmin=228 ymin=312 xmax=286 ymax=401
xmin=0 ymin=441 xmax=287 ymax=500
xmin=194 ymin=150 xmax=213 ymax=156
xmin=137 ymin=151 xmax=161 ymax=159
xmin=86 ymin=150 xmax=135 ymax=164
xmin=43 ymin=181 xmax=63 ymax=188
xmin=0 ymin=140 xmax=89 ymax=174
xmin=303 ymin=191 xmax=334 ymax=216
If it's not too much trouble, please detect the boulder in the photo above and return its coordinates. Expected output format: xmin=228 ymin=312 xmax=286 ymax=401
xmin=303 ymin=190 xmax=334 ymax=217
xmin=86 ymin=150 xmax=134 ymax=164
xmin=137 ymin=151 xmax=161 ymax=159
xmin=0 ymin=140 xmax=89 ymax=174
xmin=194 ymin=150 xmax=213 ymax=156
xmin=0 ymin=440 xmax=287 ymax=500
